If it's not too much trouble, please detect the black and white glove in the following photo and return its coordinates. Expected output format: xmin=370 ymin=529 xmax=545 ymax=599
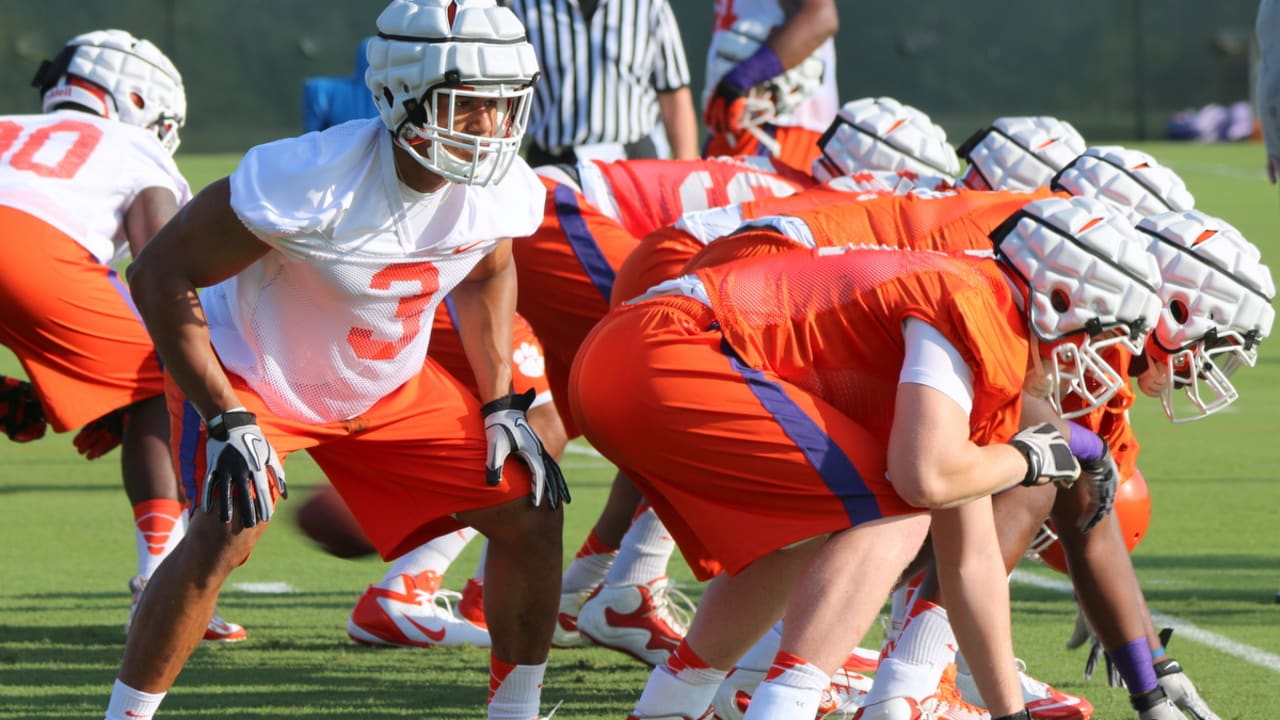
xmin=481 ymin=388 xmax=570 ymax=509
xmin=202 ymin=409 xmax=286 ymax=528
xmin=1077 ymin=444 xmax=1119 ymax=534
xmin=1156 ymin=629 xmax=1222 ymax=720
xmin=1009 ymin=422 xmax=1081 ymax=488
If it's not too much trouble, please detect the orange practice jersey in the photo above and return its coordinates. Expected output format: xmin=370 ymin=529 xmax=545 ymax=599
xmin=696 ymin=246 xmax=1030 ymax=444
xmin=615 ymin=185 xmax=1058 ymax=306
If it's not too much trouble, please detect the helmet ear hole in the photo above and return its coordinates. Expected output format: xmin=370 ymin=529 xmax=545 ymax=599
xmin=129 ymin=91 xmax=145 ymax=109
xmin=1050 ymin=288 xmax=1071 ymax=313
xmin=1169 ymin=299 xmax=1189 ymax=324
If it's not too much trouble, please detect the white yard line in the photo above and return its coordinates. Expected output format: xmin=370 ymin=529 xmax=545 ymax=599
xmin=1011 ymin=568 xmax=1280 ymax=673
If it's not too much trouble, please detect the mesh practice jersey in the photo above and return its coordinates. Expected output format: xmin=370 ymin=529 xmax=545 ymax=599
xmin=0 ymin=110 xmax=190 ymax=265
xmin=206 ymin=118 xmax=545 ymax=423
xmin=697 ymin=245 xmax=1029 ymax=444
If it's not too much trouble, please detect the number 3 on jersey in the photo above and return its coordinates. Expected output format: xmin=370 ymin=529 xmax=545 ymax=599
xmin=0 ymin=119 xmax=103 ymax=179
xmin=346 ymin=261 xmax=440 ymax=361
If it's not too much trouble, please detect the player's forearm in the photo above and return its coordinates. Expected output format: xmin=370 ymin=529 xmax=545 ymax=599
xmin=451 ymin=262 xmax=517 ymax=404
xmin=129 ymin=274 xmax=240 ymax=420
xmin=770 ymin=1 xmax=838 ymax=69
xmin=657 ymin=88 xmax=700 ymax=160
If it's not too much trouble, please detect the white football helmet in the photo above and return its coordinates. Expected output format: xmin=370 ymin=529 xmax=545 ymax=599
xmin=365 ymin=0 xmax=539 ymax=186
xmin=956 ymin=116 xmax=1085 ymax=192
xmin=992 ymin=196 xmax=1164 ymax=417
xmin=1052 ymin=146 xmax=1196 ymax=222
xmin=32 ymin=29 xmax=186 ymax=154
xmin=812 ymin=97 xmax=961 ymax=182
xmin=705 ymin=17 xmax=825 ymax=130
xmin=1136 ymin=210 xmax=1275 ymax=422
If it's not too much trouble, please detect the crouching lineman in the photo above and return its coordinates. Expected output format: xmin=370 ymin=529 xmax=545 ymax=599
xmin=569 ymin=195 xmax=1164 ymax=720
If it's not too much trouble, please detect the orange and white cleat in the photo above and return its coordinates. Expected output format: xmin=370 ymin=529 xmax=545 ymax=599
xmin=346 ymin=571 xmax=490 ymax=648
xmin=576 ymin=576 xmax=693 ymax=666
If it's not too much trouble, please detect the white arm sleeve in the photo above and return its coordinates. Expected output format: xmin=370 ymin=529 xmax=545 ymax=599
xmin=899 ymin=317 xmax=975 ymax=416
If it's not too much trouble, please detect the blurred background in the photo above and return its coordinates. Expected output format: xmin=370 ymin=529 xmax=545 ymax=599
xmin=0 ymin=1 xmax=1263 ymax=153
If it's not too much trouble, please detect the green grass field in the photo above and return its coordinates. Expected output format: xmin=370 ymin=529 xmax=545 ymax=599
xmin=2 ymin=144 xmax=1278 ymax=719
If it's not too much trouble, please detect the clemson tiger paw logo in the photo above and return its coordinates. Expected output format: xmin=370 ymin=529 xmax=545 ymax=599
xmin=513 ymin=342 xmax=545 ymax=378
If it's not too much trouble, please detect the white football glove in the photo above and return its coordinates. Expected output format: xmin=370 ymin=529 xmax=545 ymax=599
xmin=1009 ymin=422 xmax=1081 ymax=488
xmin=1156 ymin=630 xmax=1222 ymax=720
xmin=481 ymin=388 xmax=570 ymax=509
xmin=202 ymin=409 xmax=286 ymax=528
xmin=1077 ymin=444 xmax=1118 ymax=533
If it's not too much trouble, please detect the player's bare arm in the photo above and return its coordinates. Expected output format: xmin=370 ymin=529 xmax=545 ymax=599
xmin=122 ymin=186 xmax=181 ymax=259
xmin=127 ymin=177 xmax=271 ymax=420
xmin=888 ymin=381 xmax=1027 ymax=508
xmin=772 ymin=0 xmax=839 ymax=68
xmin=450 ymin=238 xmax=517 ymax=404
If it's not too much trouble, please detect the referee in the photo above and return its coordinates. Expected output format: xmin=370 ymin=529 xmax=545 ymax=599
xmin=504 ymin=0 xmax=700 ymax=165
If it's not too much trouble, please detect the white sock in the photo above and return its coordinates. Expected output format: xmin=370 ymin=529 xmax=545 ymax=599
xmin=383 ymin=527 xmax=478 ymax=583
xmin=863 ymin=602 xmax=957 ymax=705
xmin=562 ymin=549 xmax=616 ymax=594
xmin=737 ymin=621 xmax=784 ymax=671
xmin=603 ymin=508 xmax=675 ymax=586
xmin=487 ymin=661 xmax=545 ymax=720
xmin=633 ymin=664 xmax=725 ymax=717
xmin=105 ymin=679 xmax=165 ymax=720
xmin=742 ymin=655 xmax=829 ymax=720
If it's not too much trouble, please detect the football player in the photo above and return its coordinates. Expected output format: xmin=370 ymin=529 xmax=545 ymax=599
xmin=0 ymin=29 xmax=253 ymax=643
xmin=703 ymin=0 xmax=840 ymax=168
xmin=103 ymin=3 xmax=566 ymax=719
xmin=569 ymin=196 xmax=1162 ymax=720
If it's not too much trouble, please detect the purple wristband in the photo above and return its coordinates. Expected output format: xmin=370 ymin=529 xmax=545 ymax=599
xmin=1067 ymin=421 xmax=1106 ymax=463
xmin=723 ymin=45 xmax=785 ymax=93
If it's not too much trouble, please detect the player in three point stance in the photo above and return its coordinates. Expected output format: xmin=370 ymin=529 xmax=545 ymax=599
xmin=104 ymin=2 xmax=567 ymax=719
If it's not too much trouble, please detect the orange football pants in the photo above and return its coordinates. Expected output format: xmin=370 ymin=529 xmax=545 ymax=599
xmin=569 ymin=295 xmax=917 ymax=581
xmin=167 ymin=357 xmax=533 ymax=561
xmin=0 ymin=206 xmax=163 ymax=431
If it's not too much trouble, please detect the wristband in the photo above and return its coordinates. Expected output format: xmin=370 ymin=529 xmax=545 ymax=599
xmin=206 ymin=407 xmax=254 ymax=441
xmin=1066 ymin=421 xmax=1106 ymax=462
xmin=723 ymin=45 xmax=785 ymax=93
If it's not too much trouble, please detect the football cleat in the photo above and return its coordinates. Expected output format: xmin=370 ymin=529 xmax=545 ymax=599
xmin=125 ymin=575 xmax=247 ymax=643
xmin=576 ymin=576 xmax=693 ymax=666
xmin=457 ymin=577 xmax=486 ymax=629
xmin=711 ymin=667 xmax=766 ymax=720
xmin=711 ymin=665 xmax=871 ymax=720
xmin=820 ymin=667 xmax=873 ymax=718
xmin=954 ymin=659 xmax=1093 ymax=720
xmin=552 ymin=585 xmax=596 ymax=648
xmin=346 ymin=571 xmax=491 ymax=648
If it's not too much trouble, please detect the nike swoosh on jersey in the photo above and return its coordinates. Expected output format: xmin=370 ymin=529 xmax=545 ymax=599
xmin=453 ymin=240 xmax=486 ymax=254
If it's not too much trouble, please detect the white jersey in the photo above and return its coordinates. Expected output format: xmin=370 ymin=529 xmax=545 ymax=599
xmin=705 ymin=0 xmax=839 ymax=133
xmin=207 ymin=118 xmax=545 ymax=424
xmin=0 ymin=110 xmax=190 ymax=265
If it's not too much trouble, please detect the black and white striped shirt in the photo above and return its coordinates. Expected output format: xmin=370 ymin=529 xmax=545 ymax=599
xmin=504 ymin=0 xmax=692 ymax=153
